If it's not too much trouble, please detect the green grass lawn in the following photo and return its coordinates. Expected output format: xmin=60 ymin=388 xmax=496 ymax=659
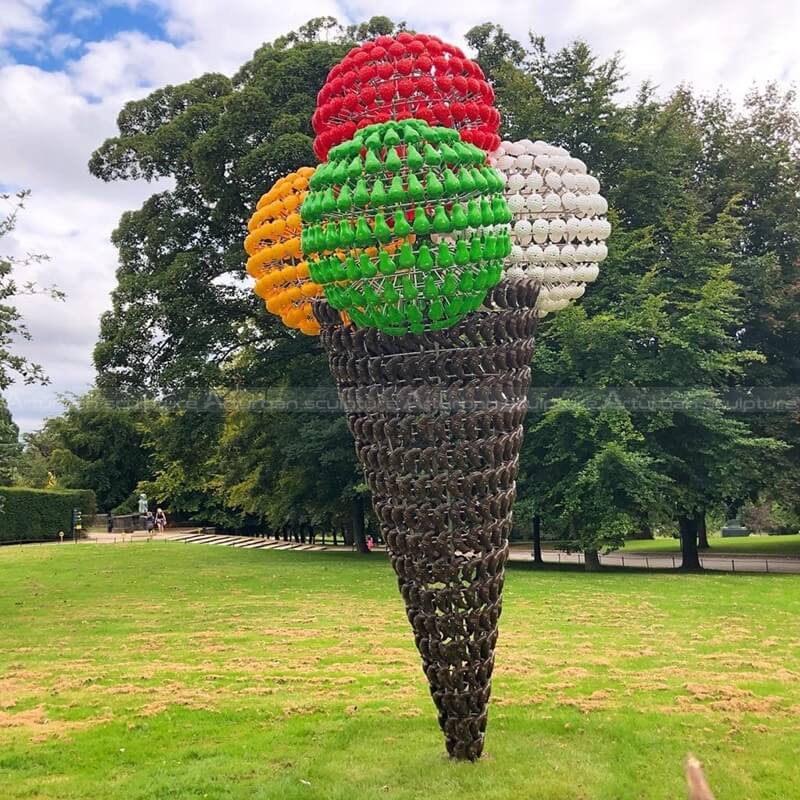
xmin=1 ymin=544 xmax=799 ymax=800
xmin=616 ymin=534 xmax=800 ymax=556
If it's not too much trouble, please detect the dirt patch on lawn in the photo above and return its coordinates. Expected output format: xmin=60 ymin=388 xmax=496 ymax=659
xmin=105 ymin=680 xmax=219 ymax=714
xmin=557 ymin=690 xmax=614 ymax=713
xmin=670 ymin=684 xmax=782 ymax=715
xmin=0 ymin=705 xmax=113 ymax=742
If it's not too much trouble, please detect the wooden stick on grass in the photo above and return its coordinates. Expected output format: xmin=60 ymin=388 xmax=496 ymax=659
xmin=686 ymin=755 xmax=715 ymax=800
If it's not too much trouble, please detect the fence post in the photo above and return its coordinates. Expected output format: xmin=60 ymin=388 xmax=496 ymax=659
xmin=765 ymin=559 xmax=769 ymax=574
xmin=645 ymin=556 xmax=650 ymax=569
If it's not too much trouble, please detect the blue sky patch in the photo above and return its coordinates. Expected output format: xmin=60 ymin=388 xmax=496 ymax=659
xmin=6 ymin=1 xmax=171 ymax=71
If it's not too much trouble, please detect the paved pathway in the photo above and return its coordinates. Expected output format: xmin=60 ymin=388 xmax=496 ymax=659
xmin=506 ymin=547 xmax=800 ymax=574
xmin=120 ymin=530 xmax=800 ymax=574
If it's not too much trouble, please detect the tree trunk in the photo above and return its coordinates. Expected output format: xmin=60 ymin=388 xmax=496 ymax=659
xmin=696 ymin=510 xmax=709 ymax=550
xmin=679 ymin=515 xmax=702 ymax=570
xmin=584 ymin=549 xmax=602 ymax=571
xmin=531 ymin=515 xmax=543 ymax=565
xmin=352 ymin=495 xmax=369 ymax=554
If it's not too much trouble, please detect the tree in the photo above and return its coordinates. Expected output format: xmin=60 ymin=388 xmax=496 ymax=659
xmin=89 ymin=18 xmax=404 ymax=541
xmin=13 ymin=427 xmax=55 ymax=489
xmin=0 ymin=190 xmax=65 ymax=493
xmin=34 ymin=390 xmax=152 ymax=511
xmin=524 ymin=402 xmax=668 ymax=569
xmin=528 ymin=88 xmax=786 ymax=568
xmin=219 ymin=401 xmax=366 ymax=547
xmin=694 ymin=86 xmax=800 ymax=520
xmin=471 ymin=28 xmax=790 ymax=568
xmin=88 ymin=21 xmax=405 ymax=397
xmin=466 ymin=25 xmax=627 ymax=186
xmin=0 ymin=396 xmax=21 ymax=484
xmin=136 ymin=398 xmax=239 ymax=526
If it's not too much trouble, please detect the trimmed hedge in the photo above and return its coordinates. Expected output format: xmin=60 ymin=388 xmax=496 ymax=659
xmin=0 ymin=486 xmax=97 ymax=544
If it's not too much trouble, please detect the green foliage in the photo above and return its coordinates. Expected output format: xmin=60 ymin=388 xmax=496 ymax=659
xmin=0 ymin=395 xmax=20 ymax=485
xmin=14 ymin=426 xmax=60 ymax=489
xmin=219 ymin=400 xmax=361 ymax=532
xmin=137 ymin=399 xmax=239 ymax=527
xmin=85 ymin=19 xmax=414 ymax=534
xmin=523 ymin=402 xmax=669 ymax=553
xmin=88 ymin=33 xmax=356 ymax=395
xmin=742 ymin=500 xmax=800 ymax=535
xmin=0 ymin=486 xmax=96 ymax=542
xmin=20 ymin=391 xmax=151 ymax=512
xmin=111 ymin=491 xmax=141 ymax=516
xmin=472 ymin=31 xmax=792 ymax=562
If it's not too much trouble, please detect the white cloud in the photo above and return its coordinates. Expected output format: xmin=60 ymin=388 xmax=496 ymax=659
xmin=0 ymin=0 xmax=49 ymax=45
xmin=2 ymin=0 xmax=799 ymax=433
xmin=157 ymin=0 xmax=343 ymax=71
xmin=48 ymin=32 xmax=82 ymax=58
xmin=68 ymin=31 xmax=203 ymax=96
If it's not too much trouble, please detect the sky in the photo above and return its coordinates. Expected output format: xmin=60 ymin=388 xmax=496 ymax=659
xmin=1 ymin=0 xmax=798 ymax=432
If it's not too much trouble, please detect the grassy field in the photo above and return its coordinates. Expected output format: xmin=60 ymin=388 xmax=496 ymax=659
xmin=1 ymin=544 xmax=799 ymax=800
xmin=617 ymin=534 xmax=800 ymax=556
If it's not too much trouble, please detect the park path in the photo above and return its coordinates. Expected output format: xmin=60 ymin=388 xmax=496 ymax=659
xmin=139 ymin=530 xmax=800 ymax=574
xmin=507 ymin=547 xmax=800 ymax=574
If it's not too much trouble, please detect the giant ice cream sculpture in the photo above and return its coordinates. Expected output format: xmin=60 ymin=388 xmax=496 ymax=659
xmin=244 ymin=32 xmax=609 ymax=760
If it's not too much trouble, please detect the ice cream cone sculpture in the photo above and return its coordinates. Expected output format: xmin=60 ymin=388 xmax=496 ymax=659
xmin=314 ymin=279 xmax=539 ymax=759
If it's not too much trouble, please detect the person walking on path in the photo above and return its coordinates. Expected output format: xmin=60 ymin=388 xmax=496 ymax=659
xmin=155 ymin=508 xmax=167 ymax=535
xmin=107 ymin=514 xmax=114 ymax=534
xmin=144 ymin=511 xmax=155 ymax=538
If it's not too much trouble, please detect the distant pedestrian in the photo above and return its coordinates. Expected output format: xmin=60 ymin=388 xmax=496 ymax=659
xmin=107 ymin=514 xmax=114 ymax=533
xmin=366 ymin=534 xmax=374 ymax=551
xmin=155 ymin=507 xmax=167 ymax=535
xmin=144 ymin=511 xmax=155 ymax=536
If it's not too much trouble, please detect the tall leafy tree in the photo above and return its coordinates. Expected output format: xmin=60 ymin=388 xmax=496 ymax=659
xmin=522 ymin=402 xmax=668 ymax=569
xmin=137 ymin=398 xmax=237 ymax=525
xmin=39 ymin=390 xmax=152 ymax=511
xmin=473 ymin=30 xmax=788 ymax=568
xmin=88 ymin=18 xmax=407 ymax=540
xmin=0 ymin=190 xmax=65 ymax=493
xmin=14 ymin=426 xmax=57 ymax=489
xmin=694 ymin=86 xmax=800 ymax=518
xmin=0 ymin=396 xmax=21 ymax=484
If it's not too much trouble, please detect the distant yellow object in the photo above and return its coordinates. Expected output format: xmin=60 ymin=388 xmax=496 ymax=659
xmin=244 ymin=167 xmax=321 ymax=336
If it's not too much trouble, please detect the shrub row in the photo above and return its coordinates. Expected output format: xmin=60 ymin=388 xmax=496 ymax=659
xmin=0 ymin=486 xmax=97 ymax=544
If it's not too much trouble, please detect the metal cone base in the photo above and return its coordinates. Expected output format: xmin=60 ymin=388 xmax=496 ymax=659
xmin=315 ymin=280 xmax=540 ymax=760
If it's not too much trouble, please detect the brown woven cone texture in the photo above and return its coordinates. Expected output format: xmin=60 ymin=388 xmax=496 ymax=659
xmin=315 ymin=279 xmax=540 ymax=761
